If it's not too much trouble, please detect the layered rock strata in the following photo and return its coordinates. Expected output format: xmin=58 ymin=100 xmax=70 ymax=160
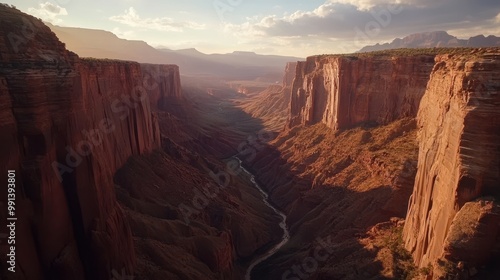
xmin=0 ymin=5 xmax=179 ymax=279
xmin=289 ymin=54 xmax=435 ymax=130
xmin=403 ymin=51 xmax=500 ymax=269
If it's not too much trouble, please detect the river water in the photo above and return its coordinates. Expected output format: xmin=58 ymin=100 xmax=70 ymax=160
xmin=236 ymin=159 xmax=290 ymax=280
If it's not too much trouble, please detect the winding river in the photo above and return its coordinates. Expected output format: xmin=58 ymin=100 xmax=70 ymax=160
xmin=236 ymin=158 xmax=290 ymax=280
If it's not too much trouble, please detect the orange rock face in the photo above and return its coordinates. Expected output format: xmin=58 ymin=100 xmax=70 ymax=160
xmin=0 ymin=5 xmax=179 ymax=279
xmin=289 ymin=55 xmax=435 ymax=130
xmin=403 ymin=51 xmax=500 ymax=268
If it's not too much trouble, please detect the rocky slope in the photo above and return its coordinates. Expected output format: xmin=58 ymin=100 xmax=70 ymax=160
xmin=403 ymin=50 xmax=500 ymax=276
xmin=248 ymin=118 xmax=420 ymax=279
xmin=114 ymin=139 xmax=282 ymax=280
xmin=289 ymin=53 xmax=435 ymax=130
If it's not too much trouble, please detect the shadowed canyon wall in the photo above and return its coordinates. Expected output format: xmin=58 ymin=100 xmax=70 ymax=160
xmin=140 ymin=63 xmax=182 ymax=111
xmin=403 ymin=51 xmax=500 ymax=271
xmin=0 ymin=6 xmax=179 ymax=279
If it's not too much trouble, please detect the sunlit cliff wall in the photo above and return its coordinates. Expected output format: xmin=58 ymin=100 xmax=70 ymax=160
xmin=289 ymin=55 xmax=435 ymax=130
xmin=403 ymin=51 xmax=500 ymax=270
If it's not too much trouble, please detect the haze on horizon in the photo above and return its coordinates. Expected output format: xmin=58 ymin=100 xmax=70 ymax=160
xmin=6 ymin=0 xmax=500 ymax=57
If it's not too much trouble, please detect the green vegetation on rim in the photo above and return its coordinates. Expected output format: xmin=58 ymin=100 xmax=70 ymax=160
xmin=383 ymin=226 xmax=432 ymax=280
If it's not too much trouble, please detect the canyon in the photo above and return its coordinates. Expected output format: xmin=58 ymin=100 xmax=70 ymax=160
xmin=243 ymin=49 xmax=500 ymax=279
xmin=1 ymin=4 xmax=500 ymax=280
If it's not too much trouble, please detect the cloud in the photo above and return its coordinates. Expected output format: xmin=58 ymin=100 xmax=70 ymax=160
xmin=225 ymin=0 xmax=500 ymax=46
xmin=221 ymin=0 xmax=500 ymax=55
xmin=110 ymin=7 xmax=205 ymax=32
xmin=330 ymin=0 xmax=397 ymax=10
xmin=28 ymin=2 xmax=68 ymax=24
xmin=330 ymin=0 xmax=444 ymax=10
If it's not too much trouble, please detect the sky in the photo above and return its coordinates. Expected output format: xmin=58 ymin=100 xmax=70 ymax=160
xmin=6 ymin=0 xmax=500 ymax=57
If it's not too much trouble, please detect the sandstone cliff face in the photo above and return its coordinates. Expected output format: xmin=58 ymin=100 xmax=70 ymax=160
xmin=0 ymin=6 xmax=178 ymax=279
xmin=289 ymin=55 xmax=435 ymax=130
xmin=282 ymin=61 xmax=297 ymax=88
xmin=140 ymin=63 xmax=182 ymax=111
xmin=403 ymin=51 xmax=500 ymax=269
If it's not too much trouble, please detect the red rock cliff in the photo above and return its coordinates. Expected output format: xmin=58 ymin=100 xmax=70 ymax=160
xmin=140 ymin=63 xmax=182 ymax=110
xmin=282 ymin=61 xmax=297 ymax=88
xmin=0 ymin=5 xmax=180 ymax=279
xmin=403 ymin=50 xmax=500 ymax=270
xmin=289 ymin=54 xmax=435 ymax=130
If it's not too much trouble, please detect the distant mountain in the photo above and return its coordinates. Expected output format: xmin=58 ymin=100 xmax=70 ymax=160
xmin=358 ymin=31 xmax=500 ymax=52
xmin=47 ymin=23 xmax=303 ymax=81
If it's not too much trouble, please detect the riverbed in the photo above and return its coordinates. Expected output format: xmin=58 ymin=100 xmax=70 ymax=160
xmin=236 ymin=158 xmax=290 ymax=280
